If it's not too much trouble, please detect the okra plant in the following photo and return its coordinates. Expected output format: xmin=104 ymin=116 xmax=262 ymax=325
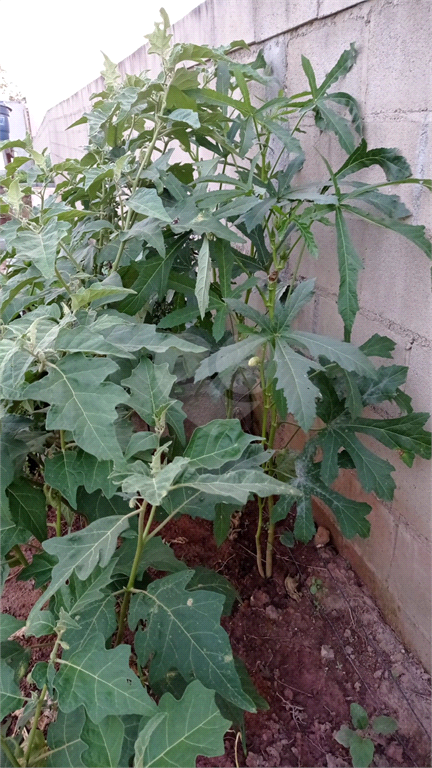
xmin=0 ymin=9 xmax=430 ymax=766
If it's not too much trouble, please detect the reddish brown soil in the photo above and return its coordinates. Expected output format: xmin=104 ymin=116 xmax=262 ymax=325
xmin=2 ymin=505 xmax=431 ymax=768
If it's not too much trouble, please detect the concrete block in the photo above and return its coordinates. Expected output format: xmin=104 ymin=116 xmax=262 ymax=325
xmin=366 ymin=0 xmax=432 ymax=115
xmin=388 ymin=522 xmax=432 ymax=643
xmin=253 ymin=1 xmax=319 ymax=41
xmin=319 ymin=0 xmax=370 ymax=18
xmin=173 ymin=0 xmax=255 ymax=48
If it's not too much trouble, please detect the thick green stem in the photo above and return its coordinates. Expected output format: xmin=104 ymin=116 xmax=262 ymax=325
xmin=1 ymin=736 xmax=20 ymax=768
xmin=115 ymin=502 xmax=157 ymax=646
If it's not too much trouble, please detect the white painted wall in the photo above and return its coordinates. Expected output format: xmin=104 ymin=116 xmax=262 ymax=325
xmin=33 ymin=0 xmax=432 ymax=669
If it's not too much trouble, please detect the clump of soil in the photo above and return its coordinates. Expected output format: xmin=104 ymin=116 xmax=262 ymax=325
xmin=2 ymin=505 xmax=431 ymax=767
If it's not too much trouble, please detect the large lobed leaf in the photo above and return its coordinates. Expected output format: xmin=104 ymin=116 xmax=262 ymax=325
xmin=134 ymin=680 xmax=230 ymax=768
xmin=130 ymin=571 xmax=256 ymax=712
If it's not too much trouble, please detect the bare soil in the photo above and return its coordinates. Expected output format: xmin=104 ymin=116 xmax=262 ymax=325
xmin=2 ymin=505 xmax=431 ymax=768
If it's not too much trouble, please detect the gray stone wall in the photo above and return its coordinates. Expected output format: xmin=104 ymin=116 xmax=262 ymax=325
xmin=34 ymin=0 xmax=432 ymax=669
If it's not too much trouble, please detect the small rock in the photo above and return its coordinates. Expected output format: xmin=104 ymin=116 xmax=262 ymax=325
xmin=345 ymin=645 xmax=354 ymax=655
xmin=373 ymin=669 xmax=383 ymax=678
xmin=354 ymin=681 xmax=361 ymax=691
xmin=250 ymin=590 xmax=270 ymax=608
xmin=386 ymin=743 xmax=404 ymax=764
xmin=314 ymin=526 xmax=330 ymax=547
xmin=265 ymin=605 xmax=280 ymax=621
xmin=321 ymin=644 xmax=335 ymax=661
xmin=343 ymin=629 xmax=352 ymax=640
xmin=283 ymin=687 xmax=294 ymax=700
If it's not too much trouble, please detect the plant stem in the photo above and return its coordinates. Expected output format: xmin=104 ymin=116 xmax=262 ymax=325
xmin=115 ymin=502 xmax=155 ymax=646
xmin=1 ymin=736 xmax=20 ymax=768
xmin=255 ymin=497 xmax=265 ymax=578
xmin=265 ymin=496 xmax=275 ymax=578
xmin=11 ymin=545 xmax=28 ymax=567
xmin=24 ymin=634 xmax=63 ymax=766
xmin=55 ymin=495 xmax=62 ymax=537
xmin=60 ymin=429 xmax=66 ymax=452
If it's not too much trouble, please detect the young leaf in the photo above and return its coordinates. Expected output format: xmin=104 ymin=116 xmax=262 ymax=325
xmin=71 ymin=282 xmax=136 ymax=311
xmin=372 ymin=715 xmax=398 ymax=735
xmin=318 ymin=43 xmax=357 ymax=95
xmin=122 ymin=357 xmax=183 ymax=427
xmin=315 ymin=102 xmax=355 ymax=154
xmin=196 ymin=236 xmax=212 ymax=318
xmin=120 ymin=457 xmax=190 ymax=506
xmin=130 ymin=571 xmax=256 ymax=711
xmin=293 ymin=494 xmax=316 ymax=543
xmin=27 ymin=515 xmax=130 ymax=623
xmin=127 ymin=188 xmax=172 ymax=222
xmin=359 ymin=334 xmax=395 ymax=358
xmin=23 ymin=355 xmax=125 ymax=461
xmin=179 ymin=467 xmax=300 ymax=506
xmin=134 ymin=680 xmax=230 ymax=768
xmin=54 ymin=633 xmax=156 ymax=723
xmin=273 ymin=339 xmax=321 ymax=432
xmin=335 ymin=725 xmax=355 ymax=748
xmin=335 ymin=207 xmax=363 ymax=334
xmin=350 ymin=702 xmax=369 ymax=730
xmin=349 ymin=734 xmax=374 ymax=768
xmin=184 ymin=419 xmax=259 ymax=469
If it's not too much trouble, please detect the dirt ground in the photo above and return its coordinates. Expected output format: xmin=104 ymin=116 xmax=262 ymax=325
xmin=2 ymin=504 xmax=431 ymax=768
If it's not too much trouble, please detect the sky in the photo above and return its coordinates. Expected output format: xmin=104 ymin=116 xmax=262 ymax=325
xmin=0 ymin=0 xmax=201 ymax=132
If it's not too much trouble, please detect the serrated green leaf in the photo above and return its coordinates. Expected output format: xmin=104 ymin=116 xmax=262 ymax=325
xmin=273 ymin=338 xmax=321 ymax=432
xmin=0 ymin=658 xmax=25 ymax=719
xmin=134 ymin=680 xmax=229 ymax=768
xmin=343 ymin=204 xmax=431 ymax=258
xmin=27 ymin=515 xmax=130 ymax=623
xmin=335 ymin=207 xmax=363 ymax=334
xmin=44 ymin=451 xmax=84 ymax=507
xmin=289 ymin=331 xmax=376 ymax=378
xmin=54 ymin=633 xmax=156 ymax=723
xmin=23 ymin=354 xmax=125 ymax=461
xmin=168 ymin=108 xmax=200 ymax=128
xmin=213 ymin=503 xmax=236 ymax=546
xmin=270 ymin=496 xmax=292 ymax=525
xmin=76 ymin=488 xmax=131 ymax=524
xmin=349 ymin=734 xmax=374 ymax=768
xmin=63 ymin=595 xmax=117 ymax=653
xmin=124 ymin=432 xmax=160 ymax=460
xmin=61 ymin=561 xmax=117 ymax=616
xmin=184 ymin=419 xmax=259 ymax=469
xmin=127 ymin=188 xmax=172 ymax=222
xmin=326 ymin=92 xmax=362 ymax=136
xmin=45 ymin=707 xmax=86 ymax=767
xmin=279 ymin=531 xmax=295 ymax=548
xmin=25 ymin=610 xmax=56 ymax=638
xmin=196 ymin=236 xmax=212 ymax=318
xmin=100 ymin=320 xmax=206 ymax=355
xmin=348 ymin=413 xmax=431 ymax=459
xmin=123 ymin=357 xmax=184 ymax=431
xmin=315 ymin=101 xmax=355 ymax=154
xmin=1 ymin=640 xmax=31 ymax=683
xmin=120 ymin=457 xmax=190 ymax=506
xmin=318 ymin=43 xmax=357 ymax=95
xmin=301 ymin=55 xmax=317 ymax=96
xmin=359 ymin=334 xmax=395 ymax=358
xmin=372 ymin=715 xmax=398 ymax=735
xmin=130 ymin=571 xmax=256 ymax=711
xmin=7 ymin=478 xmax=47 ymax=542
xmin=81 ymin=713 xmax=124 ymax=768
xmin=343 ymin=370 xmax=363 ymax=417
xmin=336 ymin=139 xmax=411 ymax=181
xmin=294 ymin=457 xmax=371 ymax=539
xmin=350 ymin=702 xmax=369 ymax=729
xmin=17 ymin=552 xmax=57 ymax=589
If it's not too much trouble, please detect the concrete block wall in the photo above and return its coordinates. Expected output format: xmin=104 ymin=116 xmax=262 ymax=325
xmin=33 ymin=0 xmax=432 ymax=670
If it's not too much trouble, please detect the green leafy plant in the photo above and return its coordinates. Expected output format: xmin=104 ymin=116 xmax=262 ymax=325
xmin=335 ymin=702 xmax=398 ymax=767
xmin=0 ymin=8 xmax=430 ymax=766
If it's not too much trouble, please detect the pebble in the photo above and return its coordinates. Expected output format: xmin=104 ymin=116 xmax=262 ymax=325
xmin=321 ymin=644 xmax=335 ymax=661
xmin=373 ymin=669 xmax=383 ymax=678
xmin=265 ymin=605 xmax=280 ymax=621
